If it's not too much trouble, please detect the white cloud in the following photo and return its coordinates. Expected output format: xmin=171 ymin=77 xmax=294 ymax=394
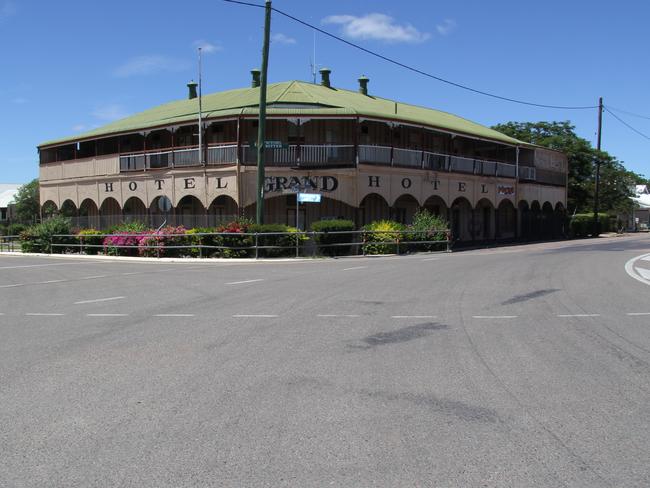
xmin=322 ymin=13 xmax=430 ymax=43
xmin=0 ymin=1 xmax=16 ymax=20
xmin=113 ymin=55 xmax=189 ymax=78
xmin=436 ymin=19 xmax=457 ymax=36
xmin=271 ymin=33 xmax=296 ymax=45
xmin=192 ymin=40 xmax=222 ymax=53
xmin=92 ymin=104 xmax=129 ymax=121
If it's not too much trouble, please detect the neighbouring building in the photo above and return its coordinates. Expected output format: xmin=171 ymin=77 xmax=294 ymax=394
xmin=0 ymin=184 xmax=20 ymax=224
xmin=37 ymin=69 xmax=568 ymax=241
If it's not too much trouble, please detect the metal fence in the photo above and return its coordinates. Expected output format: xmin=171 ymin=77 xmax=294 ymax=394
xmin=0 ymin=235 xmax=20 ymax=252
xmin=45 ymin=229 xmax=451 ymax=258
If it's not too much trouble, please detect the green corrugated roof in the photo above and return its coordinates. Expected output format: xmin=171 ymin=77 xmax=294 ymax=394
xmin=40 ymin=80 xmax=526 ymax=147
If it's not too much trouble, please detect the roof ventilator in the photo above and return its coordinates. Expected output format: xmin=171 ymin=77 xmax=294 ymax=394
xmin=358 ymin=75 xmax=369 ymax=96
xmin=187 ymin=81 xmax=198 ymax=100
xmin=319 ymin=67 xmax=332 ymax=88
xmin=251 ymin=69 xmax=261 ymax=88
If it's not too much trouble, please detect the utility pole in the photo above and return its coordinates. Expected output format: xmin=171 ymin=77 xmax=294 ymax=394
xmin=198 ymin=47 xmax=203 ymax=165
xmin=256 ymin=0 xmax=272 ymax=225
xmin=593 ymin=97 xmax=603 ymax=236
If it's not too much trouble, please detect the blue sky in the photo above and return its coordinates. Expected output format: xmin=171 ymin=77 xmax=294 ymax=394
xmin=1 ymin=0 xmax=649 ymax=184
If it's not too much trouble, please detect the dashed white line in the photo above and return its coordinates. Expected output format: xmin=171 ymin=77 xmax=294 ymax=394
xmin=74 ymin=296 xmax=125 ymax=305
xmin=25 ymin=313 xmax=64 ymax=316
xmin=626 ymin=312 xmax=650 ymax=316
xmin=0 ymin=283 xmax=23 ymax=288
xmin=37 ymin=279 xmax=66 ymax=284
xmin=472 ymin=315 xmax=518 ymax=319
xmin=225 ymin=279 xmax=264 ymax=285
xmin=557 ymin=314 xmax=600 ymax=318
xmin=122 ymin=272 xmax=142 ymax=276
xmin=79 ymin=275 xmax=107 ymax=280
xmin=421 ymin=258 xmax=440 ymax=261
xmin=87 ymin=313 xmax=129 ymax=317
xmin=342 ymin=266 xmax=367 ymax=271
xmin=154 ymin=314 xmax=195 ymax=317
xmin=317 ymin=314 xmax=361 ymax=318
xmin=233 ymin=314 xmax=278 ymax=318
xmin=0 ymin=263 xmax=72 ymax=270
xmin=392 ymin=315 xmax=437 ymax=319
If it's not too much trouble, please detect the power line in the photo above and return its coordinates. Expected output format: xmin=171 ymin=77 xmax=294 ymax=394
xmin=223 ymin=0 xmax=598 ymax=110
xmin=606 ymin=105 xmax=650 ymax=121
xmin=604 ymin=106 xmax=650 ymax=142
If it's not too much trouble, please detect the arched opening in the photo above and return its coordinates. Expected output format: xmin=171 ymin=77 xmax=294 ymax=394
xmin=518 ymin=200 xmax=530 ymax=240
xmin=474 ymin=198 xmax=495 ymax=241
xmin=360 ymin=193 xmax=390 ymax=225
xmin=176 ymin=195 xmax=205 ymax=229
xmin=423 ymin=195 xmax=449 ymax=221
xmin=554 ymin=202 xmax=567 ymax=238
xmin=530 ymin=201 xmax=542 ymax=240
xmin=79 ymin=199 xmax=99 ymax=229
xmin=99 ymin=197 xmax=121 ymax=229
xmin=208 ymin=195 xmax=239 ymax=227
xmin=123 ymin=197 xmax=147 ymax=225
xmin=302 ymin=196 xmax=356 ymax=230
xmin=41 ymin=200 xmax=58 ymax=219
xmin=392 ymin=194 xmax=420 ymax=224
xmin=60 ymin=199 xmax=77 ymax=218
xmin=541 ymin=202 xmax=554 ymax=239
xmin=149 ymin=196 xmax=173 ymax=229
xmin=496 ymin=199 xmax=516 ymax=240
xmin=450 ymin=197 xmax=472 ymax=242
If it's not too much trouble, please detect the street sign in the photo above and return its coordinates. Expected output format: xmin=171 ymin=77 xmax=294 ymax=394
xmin=252 ymin=140 xmax=287 ymax=149
xmin=298 ymin=193 xmax=321 ymax=203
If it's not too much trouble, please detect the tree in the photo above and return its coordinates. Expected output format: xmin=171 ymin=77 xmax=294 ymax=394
xmin=492 ymin=121 xmax=642 ymax=215
xmin=13 ymin=179 xmax=41 ymax=223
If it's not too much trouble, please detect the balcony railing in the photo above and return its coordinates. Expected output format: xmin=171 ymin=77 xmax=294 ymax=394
xmin=117 ymin=144 xmax=532 ymax=182
xmin=299 ymin=145 xmax=355 ymax=167
xmin=207 ymin=144 xmax=238 ymax=165
xmin=393 ymin=148 xmax=423 ymax=168
xmin=358 ymin=145 xmax=392 ymax=165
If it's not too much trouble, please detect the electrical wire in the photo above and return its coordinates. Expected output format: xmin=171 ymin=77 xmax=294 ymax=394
xmin=604 ymin=106 xmax=650 ymax=141
xmin=223 ymin=0 xmax=598 ymax=110
xmin=606 ymin=105 xmax=650 ymax=121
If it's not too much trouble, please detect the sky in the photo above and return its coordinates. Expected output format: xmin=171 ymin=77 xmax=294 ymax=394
xmin=1 ymin=0 xmax=649 ymax=184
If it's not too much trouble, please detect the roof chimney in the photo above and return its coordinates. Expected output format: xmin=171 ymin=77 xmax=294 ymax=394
xmin=251 ymin=68 xmax=261 ymax=88
xmin=187 ymin=80 xmax=198 ymax=100
xmin=358 ymin=75 xmax=369 ymax=96
xmin=319 ymin=67 xmax=332 ymax=88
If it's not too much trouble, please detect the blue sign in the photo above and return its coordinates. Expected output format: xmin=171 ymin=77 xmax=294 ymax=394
xmin=298 ymin=193 xmax=321 ymax=203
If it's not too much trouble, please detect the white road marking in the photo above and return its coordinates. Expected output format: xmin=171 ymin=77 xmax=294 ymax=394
xmin=557 ymin=314 xmax=601 ymax=318
xmin=225 ymin=279 xmax=264 ymax=285
xmin=472 ymin=315 xmax=518 ymax=319
xmin=154 ymin=314 xmax=195 ymax=317
xmin=317 ymin=314 xmax=361 ymax=318
xmin=87 ymin=313 xmax=129 ymax=317
xmin=421 ymin=257 xmax=440 ymax=261
xmin=342 ymin=266 xmax=367 ymax=271
xmin=392 ymin=315 xmax=437 ymax=319
xmin=625 ymin=253 xmax=650 ymax=286
xmin=626 ymin=312 xmax=650 ymax=316
xmin=636 ymin=267 xmax=650 ymax=280
xmin=79 ymin=275 xmax=107 ymax=280
xmin=122 ymin=272 xmax=143 ymax=276
xmin=37 ymin=279 xmax=66 ymax=284
xmin=25 ymin=313 xmax=64 ymax=316
xmin=74 ymin=296 xmax=125 ymax=305
xmin=0 ymin=283 xmax=23 ymax=288
xmin=233 ymin=314 xmax=278 ymax=318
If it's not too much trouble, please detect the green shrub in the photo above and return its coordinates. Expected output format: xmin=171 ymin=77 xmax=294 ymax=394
xmin=570 ymin=213 xmax=612 ymax=237
xmin=406 ymin=210 xmax=449 ymax=252
xmin=107 ymin=221 xmax=149 ymax=234
xmin=20 ymin=216 xmax=74 ymax=253
xmin=6 ymin=223 xmax=26 ymax=236
xmin=77 ymin=229 xmax=104 ymax=255
xmin=311 ymin=219 xmax=356 ymax=256
xmin=362 ymin=220 xmax=406 ymax=255
xmin=249 ymin=223 xmax=305 ymax=257
xmin=213 ymin=221 xmax=254 ymax=258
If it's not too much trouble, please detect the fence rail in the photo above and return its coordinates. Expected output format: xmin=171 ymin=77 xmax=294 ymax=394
xmin=0 ymin=235 xmax=20 ymax=252
xmin=45 ymin=229 xmax=451 ymax=258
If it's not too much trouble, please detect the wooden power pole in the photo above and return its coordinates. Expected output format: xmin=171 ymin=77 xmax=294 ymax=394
xmin=256 ymin=0 xmax=272 ymax=225
xmin=593 ymin=97 xmax=603 ymax=235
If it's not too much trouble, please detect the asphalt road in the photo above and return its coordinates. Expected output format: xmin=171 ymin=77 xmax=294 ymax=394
xmin=2 ymin=235 xmax=650 ymax=487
